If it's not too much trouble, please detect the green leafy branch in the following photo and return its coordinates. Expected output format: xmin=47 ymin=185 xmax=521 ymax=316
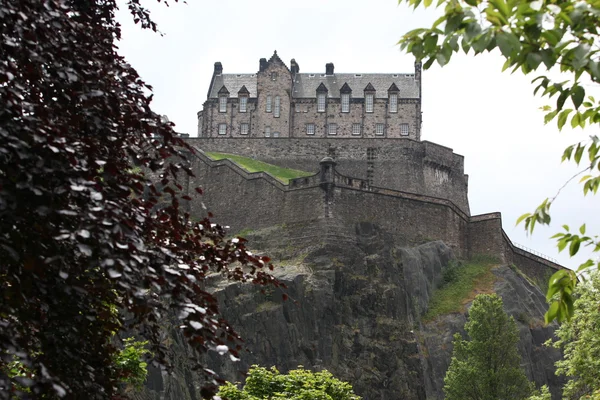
xmin=398 ymin=0 xmax=600 ymax=322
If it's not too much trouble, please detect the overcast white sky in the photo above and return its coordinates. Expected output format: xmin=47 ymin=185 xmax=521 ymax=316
xmin=116 ymin=0 xmax=598 ymax=270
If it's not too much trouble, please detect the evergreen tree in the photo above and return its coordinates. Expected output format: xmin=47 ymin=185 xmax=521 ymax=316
xmin=444 ymin=294 xmax=532 ymax=400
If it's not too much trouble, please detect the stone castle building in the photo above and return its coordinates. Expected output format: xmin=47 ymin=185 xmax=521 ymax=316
xmin=197 ymin=51 xmax=421 ymax=140
xmin=187 ymin=51 xmax=563 ymax=284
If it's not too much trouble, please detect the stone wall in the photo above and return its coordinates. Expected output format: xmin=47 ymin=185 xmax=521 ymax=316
xmin=187 ymin=153 xmax=323 ymax=233
xmin=184 ymin=148 xmax=561 ymax=279
xmin=187 ymin=137 xmax=471 ymax=215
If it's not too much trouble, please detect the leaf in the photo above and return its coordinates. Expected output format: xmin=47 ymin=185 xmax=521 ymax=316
xmin=557 ymin=109 xmax=573 ymax=130
xmin=571 ymin=85 xmax=585 ymax=109
xmin=516 ymin=213 xmax=531 ymax=226
xmin=574 ymin=143 xmax=584 ymax=164
xmin=571 ymin=112 xmax=581 ymax=129
xmin=545 ymin=301 xmax=559 ymax=324
xmin=579 ymin=224 xmax=586 ymax=235
xmin=569 ymin=238 xmax=580 ymax=256
xmin=562 ymin=145 xmax=574 ymax=162
xmin=557 ymin=90 xmax=569 ymax=110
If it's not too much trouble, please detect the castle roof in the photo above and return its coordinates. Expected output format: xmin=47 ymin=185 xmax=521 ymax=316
xmin=208 ymin=74 xmax=257 ymax=98
xmin=293 ymin=73 xmax=419 ymax=99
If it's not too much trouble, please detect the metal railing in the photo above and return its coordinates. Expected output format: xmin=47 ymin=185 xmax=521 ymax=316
xmin=513 ymin=242 xmax=559 ymax=264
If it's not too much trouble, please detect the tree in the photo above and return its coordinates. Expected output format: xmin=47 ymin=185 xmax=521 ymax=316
xmin=397 ymin=0 xmax=600 ymax=323
xmin=443 ymin=294 xmax=532 ymax=400
xmin=549 ymin=270 xmax=600 ymax=399
xmin=216 ymin=365 xmax=361 ymax=400
xmin=0 ymin=0 xmax=282 ymax=398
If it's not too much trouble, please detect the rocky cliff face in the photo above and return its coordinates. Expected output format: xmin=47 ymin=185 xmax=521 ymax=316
xmin=139 ymin=221 xmax=563 ymax=399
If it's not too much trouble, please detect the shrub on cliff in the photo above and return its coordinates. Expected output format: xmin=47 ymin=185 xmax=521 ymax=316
xmin=0 ymin=0 xmax=281 ymax=398
xmin=216 ymin=365 xmax=361 ymax=400
xmin=443 ymin=294 xmax=532 ymax=400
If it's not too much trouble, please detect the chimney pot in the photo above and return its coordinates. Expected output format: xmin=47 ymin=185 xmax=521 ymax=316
xmin=325 ymin=63 xmax=334 ymax=75
xmin=291 ymin=58 xmax=300 ymax=74
xmin=214 ymin=62 xmax=223 ymax=74
xmin=259 ymin=58 xmax=268 ymax=72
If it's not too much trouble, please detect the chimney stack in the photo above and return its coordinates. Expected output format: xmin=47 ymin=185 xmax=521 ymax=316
xmin=325 ymin=63 xmax=334 ymax=75
xmin=214 ymin=62 xmax=223 ymax=75
xmin=291 ymin=59 xmax=300 ymax=74
xmin=259 ymin=58 xmax=268 ymax=72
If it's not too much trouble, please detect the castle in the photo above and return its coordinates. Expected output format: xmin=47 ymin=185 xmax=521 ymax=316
xmin=197 ymin=50 xmax=421 ymax=140
xmin=186 ymin=51 xmax=563 ymax=284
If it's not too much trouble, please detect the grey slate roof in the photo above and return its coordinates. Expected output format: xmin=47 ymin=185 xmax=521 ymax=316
xmin=293 ymin=73 xmax=419 ymax=99
xmin=207 ymin=72 xmax=419 ymax=99
xmin=208 ymin=74 xmax=257 ymax=98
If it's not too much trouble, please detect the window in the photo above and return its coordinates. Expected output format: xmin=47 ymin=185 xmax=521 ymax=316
xmin=341 ymin=94 xmax=350 ymax=113
xmin=306 ymin=124 xmax=315 ymax=135
xmin=295 ymin=103 xmax=301 ymax=113
xmin=328 ymin=123 xmax=337 ymax=135
xmin=400 ymin=123 xmax=409 ymax=136
xmin=389 ymin=94 xmax=398 ymax=113
xmin=352 ymin=123 xmax=361 ymax=135
xmin=264 ymin=126 xmax=271 ymax=137
xmin=274 ymin=96 xmax=280 ymax=117
xmin=239 ymin=97 xmax=247 ymax=113
xmin=273 ymin=131 xmax=280 ymax=137
xmin=317 ymin=93 xmax=326 ymax=112
xmin=218 ymin=123 xmax=227 ymax=135
xmin=375 ymin=123 xmax=384 ymax=136
xmin=271 ymin=72 xmax=278 ymax=81
xmin=365 ymin=94 xmax=374 ymax=113
xmin=219 ymin=96 xmax=227 ymax=113
xmin=240 ymin=123 xmax=249 ymax=135
xmin=266 ymin=96 xmax=272 ymax=112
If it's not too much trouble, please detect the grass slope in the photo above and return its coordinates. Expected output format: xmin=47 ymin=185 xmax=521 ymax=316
xmin=205 ymin=152 xmax=314 ymax=184
xmin=424 ymin=255 xmax=498 ymax=321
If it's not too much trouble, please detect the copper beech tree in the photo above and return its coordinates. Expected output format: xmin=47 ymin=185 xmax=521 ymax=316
xmin=0 ymin=0 xmax=283 ymax=398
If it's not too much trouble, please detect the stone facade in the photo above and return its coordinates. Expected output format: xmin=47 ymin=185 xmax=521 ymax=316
xmin=197 ymin=51 xmax=421 ymax=140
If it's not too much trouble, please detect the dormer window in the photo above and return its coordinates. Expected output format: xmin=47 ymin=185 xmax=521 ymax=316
xmin=316 ymin=83 xmax=328 ymax=113
xmin=388 ymin=83 xmax=399 ymax=114
xmin=238 ymin=85 xmax=250 ymax=113
xmin=365 ymin=94 xmax=374 ymax=113
xmin=364 ymin=83 xmax=375 ymax=113
xmin=341 ymin=94 xmax=350 ymax=113
xmin=218 ymin=85 xmax=229 ymax=113
xmin=317 ymin=94 xmax=326 ymax=112
xmin=389 ymin=94 xmax=398 ymax=113
xmin=340 ymin=83 xmax=352 ymax=113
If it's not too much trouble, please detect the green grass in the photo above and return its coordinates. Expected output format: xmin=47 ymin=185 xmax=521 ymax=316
xmin=423 ymin=255 xmax=499 ymax=321
xmin=205 ymin=152 xmax=313 ymax=184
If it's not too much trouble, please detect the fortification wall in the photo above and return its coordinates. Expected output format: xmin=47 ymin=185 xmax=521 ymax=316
xmin=184 ymin=148 xmax=562 ymax=280
xmin=186 ymin=152 xmax=324 ymax=233
xmin=186 ymin=137 xmax=471 ymax=215
xmin=332 ymin=187 xmax=468 ymax=255
xmin=467 ymin=214 xmax=562 ymax=283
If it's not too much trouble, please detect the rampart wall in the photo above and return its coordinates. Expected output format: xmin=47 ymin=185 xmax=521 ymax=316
xmin=185 ymin=147 xmax=563 ymax=279
xmin=187 ymin=137 xmax=471 ymax=215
